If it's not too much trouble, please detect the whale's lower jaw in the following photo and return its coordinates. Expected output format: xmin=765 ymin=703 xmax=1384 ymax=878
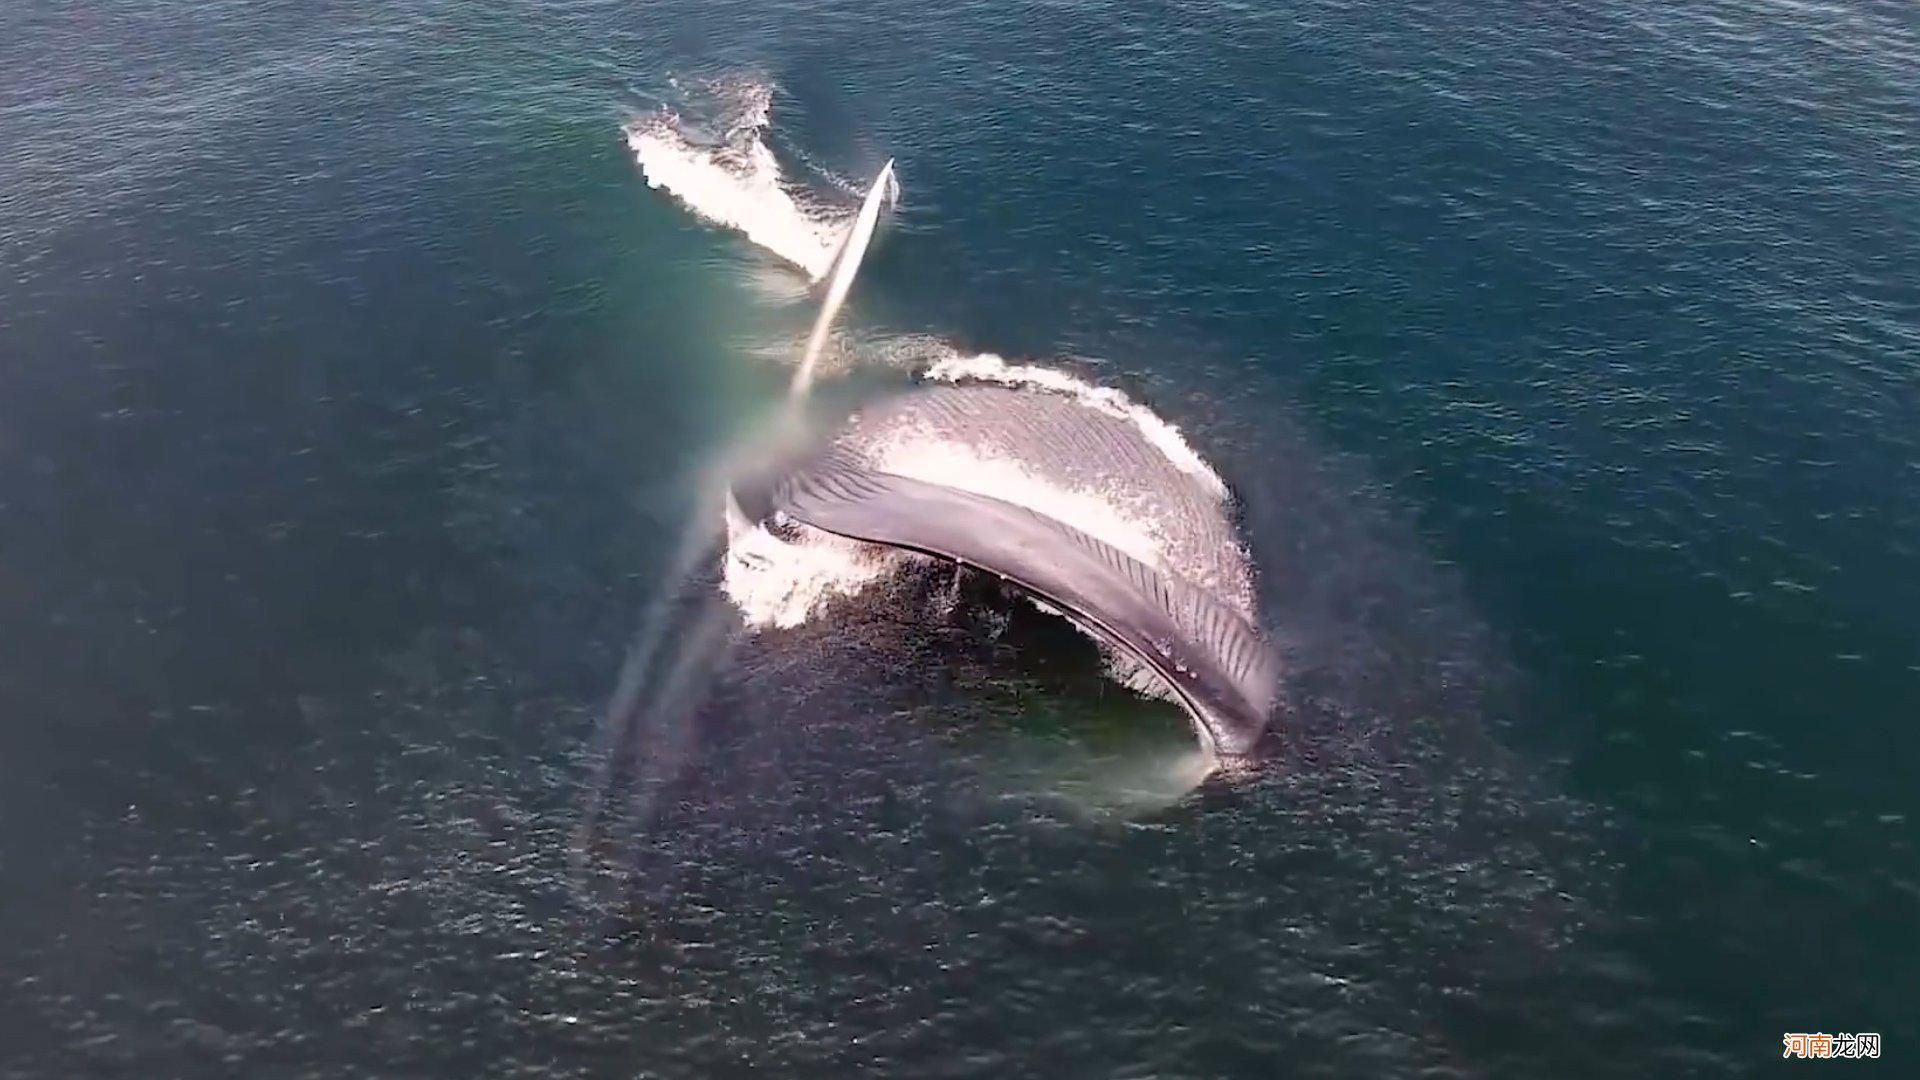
xmin=769 ymin=451 xmax=1278 ymax=758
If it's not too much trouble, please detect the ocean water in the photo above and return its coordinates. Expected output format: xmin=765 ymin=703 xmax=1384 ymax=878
xmin=3 ymin=0 xmax=1917 ymax=1077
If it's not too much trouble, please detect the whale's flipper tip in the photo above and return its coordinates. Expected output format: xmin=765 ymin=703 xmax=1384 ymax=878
xmin=812 ymin=158 xmax=901 ymax=299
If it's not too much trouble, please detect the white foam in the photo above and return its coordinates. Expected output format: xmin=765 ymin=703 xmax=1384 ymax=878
xmin=626 ymin=79 xmax=847 ymax=281
xmin=923 ymin=351 xmax=1231 ymax=500
xmin=722 ymin=515 xmax=904 ymax=630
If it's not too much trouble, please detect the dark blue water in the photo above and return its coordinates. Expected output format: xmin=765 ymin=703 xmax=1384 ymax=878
xmin=3 ymin=0 xmax=1916 ymax=1076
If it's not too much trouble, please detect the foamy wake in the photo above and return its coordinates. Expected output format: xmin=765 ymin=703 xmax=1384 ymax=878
xmin=625 ymin=78 xmax=849 ymax=280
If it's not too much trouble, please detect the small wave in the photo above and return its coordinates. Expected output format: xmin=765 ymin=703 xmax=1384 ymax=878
xmin=626 ymin=77 xmax=848 ymax=280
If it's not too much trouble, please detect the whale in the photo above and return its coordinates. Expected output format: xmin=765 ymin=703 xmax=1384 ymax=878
xmin=718 ymin=158 xmax=1276 ymax=757
xmin=735 ymin=379 xmax=1281 ymax=758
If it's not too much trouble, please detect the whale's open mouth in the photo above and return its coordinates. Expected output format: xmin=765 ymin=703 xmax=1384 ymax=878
xmin=771 ymin=450 xmax=1277 ymax=756
xmin=733 ymin=380 xmax=1281 ymax=758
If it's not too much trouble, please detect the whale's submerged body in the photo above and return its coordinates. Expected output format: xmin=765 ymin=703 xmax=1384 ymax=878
xmin=747 ymin=380 xmax=1280 ymax=757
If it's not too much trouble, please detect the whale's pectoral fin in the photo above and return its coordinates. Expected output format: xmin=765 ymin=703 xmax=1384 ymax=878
xmin=816 ymin=222 xmax=854 ymax=294
xmin=773 ymin=454 xmax=1278 ymax=756
xmin=812 ymin=159 xmax=896 ymax=294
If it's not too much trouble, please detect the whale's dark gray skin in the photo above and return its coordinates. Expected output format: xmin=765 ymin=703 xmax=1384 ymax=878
xmin=744 ymin=381 xmax=1280 ymax=758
